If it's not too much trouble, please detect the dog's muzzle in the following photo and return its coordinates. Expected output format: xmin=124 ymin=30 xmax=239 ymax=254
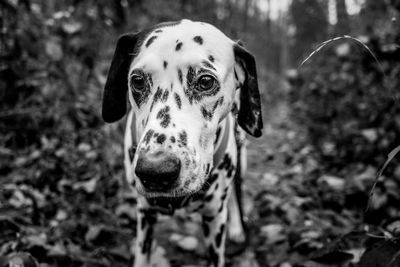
xmin=134 ymin=150 xmax=181 ymax=191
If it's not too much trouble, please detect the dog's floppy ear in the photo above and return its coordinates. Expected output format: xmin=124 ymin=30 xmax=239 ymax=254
xmin=102 ymin=33 xmax=139 ymax=123
xmin=234 ymin=43 xmax=263 ymax=137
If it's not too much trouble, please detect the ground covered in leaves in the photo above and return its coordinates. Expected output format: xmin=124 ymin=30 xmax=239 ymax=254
xmin=2 ymin=2 xmax=400 ymax=266
xmin=2 ymin=72 xmax=400 ymax=267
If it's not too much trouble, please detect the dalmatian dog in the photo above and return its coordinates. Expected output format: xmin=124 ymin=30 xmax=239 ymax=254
xmin=102 ymin=19 xmax=262 ymax=267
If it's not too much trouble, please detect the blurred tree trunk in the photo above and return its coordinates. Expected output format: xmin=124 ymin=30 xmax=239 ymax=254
xmin=289 ymin=0 xmax=329 ymax=64
xmin=265 ymin=0 xmax=271 ymax=33
xmin=335 ymin=0 xmax=350 ymax=34
xmin=242 ymin=0 xmax=251 ymax=31
xmin=111 ymin=0 xmax=126 ymax=28
xmin=223 ymin=0 xmax=236 ymax=36
xmin=279 ymin=10 xmax=289 ymax=74
xmin=264 ymin=0 xmax=271 ymax=71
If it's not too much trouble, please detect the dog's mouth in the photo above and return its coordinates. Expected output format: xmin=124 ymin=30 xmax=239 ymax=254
xmin=135 ymin=173 xmax=207 ymax=198
xmin=136 ymin=177 xmax=211 ymax=214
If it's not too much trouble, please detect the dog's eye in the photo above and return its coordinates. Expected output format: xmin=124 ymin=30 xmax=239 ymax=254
xmin=198 ymin=75 xmax=216 ymax=91
xmin=130 ymin=75 xmax=145 ymax=91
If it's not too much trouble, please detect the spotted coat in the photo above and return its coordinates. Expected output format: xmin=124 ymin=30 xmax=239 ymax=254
xmin=102 ymin=19 xmax=263 ymax=267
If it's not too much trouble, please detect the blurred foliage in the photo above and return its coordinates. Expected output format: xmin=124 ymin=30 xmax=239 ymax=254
xmin=0 ymin=0 xmax=289 ymax=266
xmin=289 ymin=1 xmax=400 ymax=171
xmin=2 ymin=0 xmax=400 ymax=266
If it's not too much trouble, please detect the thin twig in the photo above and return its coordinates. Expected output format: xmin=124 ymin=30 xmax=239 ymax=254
xmin=299 ymin=35 xmax=397 ymax=100
xmin=0 ymin=108 xmax=41 ymax=118
xmin=365 ymin=145 xmax=400 ymax=212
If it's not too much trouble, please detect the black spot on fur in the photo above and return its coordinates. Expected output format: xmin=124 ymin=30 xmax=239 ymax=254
xmin=174 ymin=93 xmax=182 ymax=109
xmin=202 ymin=222 xmax=210 ymax=237
xmin=217 ymin=96 xmax=224 ymax=106
xmin=156 ymin=133 xmax=166 ymax=144
xmin=150 ymin=100 xmax=155 ymax=112
xmin=176 ymin=42 xmax=183 ymax=51
xmin=218 ymin=202 xmax=224 ymax=213
xmin=178 ymin=69 xmax=183 ymax=84
xmin=145 ymin=36 xmax=157 ymax=47
xmin=154 ymin=29 xmax=162 ymax=33
xmin=221 ymin=191 xmax=228 ymax=201
xmin=201 ymin=98 xmax=221 ymax=122
xmin=178 ymin=131 xmax=187 ymax=146
xmin=214 ymin=127 xmax=222 ymax=145
xmin=195 ymin=203 xmax=205 ymax=211
xmin=156 ymin=106 xmax=171 ymax=128
xmin=184 ymin=67 xmax=196 ymax=104
xmin=203 ymin=215 xmax=214 ymax=222
xmin=140 ymin=210 xmax=157 ymax=257
xmin=227 ymin=166 xmax=234 ymax=177
xmin=205 ymin=163 xmax=211 ymax=174
xmin=193 ymin=36 xmax=203 ymax=44
xmin=170 ymin=136 xmax=176 ymax=143
xmin=142 ymin=229 xmax=153 ymax=255
xmin=208 ymin=55 xmax=215 ymax=62
xmin=215 ymin=224 xmax=225 ymax=248
xmin=162 ymin=90 xmax=169 ymax=102
xmin=141 ymin=216 xmax=147 ymax=230
xmin=219 ymin=154 xmax=235 ymax=178
xmin=202 ymin=60 xmax=216 ymax=70
xmin=201 ymin=106 xmax=213 ymax=121
xmin=206 ymin=173 xmax=218 ymax=187
xmin=153 ymin=87 xmax=163 ymax=103
xmin=218 ymin=154 xmax=233 ymax=171
xmin=186 ymin=66 xmax=196 ymax=85
xmin=128 ymin=146 xmax=136 ymax=162
xmin=204 ymin=194 xmax=213 ymax=202
xmin=163 ymin=61 xmax=168 ymax=69
xmin=147 ymin=73 xmax=153 ymax=87
xmin=143 ymin=130 xmax=154 ymax=144
xmin=208 ymin=245 xmax=219 ymax=267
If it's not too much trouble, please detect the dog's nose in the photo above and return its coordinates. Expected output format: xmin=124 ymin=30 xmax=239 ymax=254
xmin=135 ymin=150 xmax=181 ymax=191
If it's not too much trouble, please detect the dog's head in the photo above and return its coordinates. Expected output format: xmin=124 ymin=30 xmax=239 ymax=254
xmin=102 ymin=19 xmax=262 ymax=197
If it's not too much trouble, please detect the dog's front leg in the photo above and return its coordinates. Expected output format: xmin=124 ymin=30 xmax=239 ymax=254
xmin=202 ymin=197 xmax=229 ymax=267
xmin=134 ymin=200 xmax=157 ymax=267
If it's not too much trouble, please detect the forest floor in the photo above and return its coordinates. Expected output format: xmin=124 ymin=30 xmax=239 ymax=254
xmin=0 ymin=71 xmax=394 ymax=267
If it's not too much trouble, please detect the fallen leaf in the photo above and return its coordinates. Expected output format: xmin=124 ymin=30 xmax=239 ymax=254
xmin=73 ymin=178 xmax=98 ymax=193
xmin=7 ymin=253 xmax=39 ymax=267
xmin=318 ymin=175 xmax=345 ymax=191
xmin=260 ymin=224 xmax=285 ymax=244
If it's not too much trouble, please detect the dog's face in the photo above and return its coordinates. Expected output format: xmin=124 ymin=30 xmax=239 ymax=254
xmin=102 ymin=20 xmax=262 ymax=198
